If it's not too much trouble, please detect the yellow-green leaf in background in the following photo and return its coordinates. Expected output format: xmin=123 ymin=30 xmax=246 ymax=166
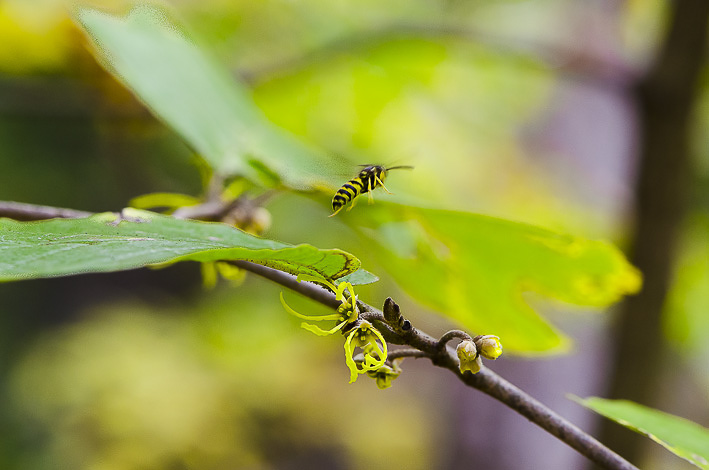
xmin=129 ymin=192 xmax=201 ymax=212
xmin=341 ymin=202 xmax=641 ymax=354
xmin=574 ymin=397 xmax=709 ymax=470
xmin=76 ymin=6 xmax=342 ymax=190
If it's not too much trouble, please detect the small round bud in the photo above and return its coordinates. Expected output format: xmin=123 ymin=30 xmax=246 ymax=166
xmin=476 ymin=335 xmax=503 ymax=360
xmin=457 ymin=339 xmax=476 ymax=359
xmin=457 ymin=340 xmax=481 ymax=374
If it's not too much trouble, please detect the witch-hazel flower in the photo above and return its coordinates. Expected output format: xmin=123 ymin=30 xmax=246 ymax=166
xmin=280 ymin=275 xmax=389 ymax=385
xmin=280 ymin=275 xmax=359 ymax=336
xmin=343 ymin=320 xmax=388 ymax=384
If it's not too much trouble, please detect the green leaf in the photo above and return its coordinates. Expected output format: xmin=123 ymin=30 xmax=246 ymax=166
xmin=76 ymin=6 xmax=341 ymax=190
xmin=0 ymin=208 xmax=358 ymax=282
xmin=574 ymin=397 xmax=709 ymax=469
xmin=342 ymin=202 xmax=641 ymax=354
xmin=334 ymin=269 xmax=379 ymax=286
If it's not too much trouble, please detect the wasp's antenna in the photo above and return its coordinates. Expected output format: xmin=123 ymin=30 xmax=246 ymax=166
xmin=386 ymin=165 xmax=414 ymax=171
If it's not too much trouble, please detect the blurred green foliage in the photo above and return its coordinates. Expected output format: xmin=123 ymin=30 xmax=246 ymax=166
xmin=9 ymin=283 xmax=435 ymax=470
xmin=71 ymin=4 xmax=640 ymax=355
xmin=1 ymin=0 xmax=707 ymax=469
xmin=665 ymin=214 xmax=709 ymax=392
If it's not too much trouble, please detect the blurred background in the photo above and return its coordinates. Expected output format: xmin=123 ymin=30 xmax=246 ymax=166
xmin=0 ymin=0 xmax=707 ymax=469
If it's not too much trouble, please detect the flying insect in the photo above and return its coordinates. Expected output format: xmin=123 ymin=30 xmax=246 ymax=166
xmin=330 ymin=165 xmax=413 ymax=216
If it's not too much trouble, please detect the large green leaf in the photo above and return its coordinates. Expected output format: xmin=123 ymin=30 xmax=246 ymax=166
xmin=0 ymin=208 xmax=359 ymax=282
xmin=575 ymin=397 xmax=709 ymax=469
xmin=340 ymin=202 xmax=641 ymax=354
xmin=76 ymin=6 xmax=341 ymax=190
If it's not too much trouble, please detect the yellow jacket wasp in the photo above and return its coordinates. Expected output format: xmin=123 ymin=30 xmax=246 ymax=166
xmin=330 ymin=165 xmax=413 ymax=216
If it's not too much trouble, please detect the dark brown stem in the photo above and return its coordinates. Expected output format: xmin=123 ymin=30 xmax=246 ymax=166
xmin=232 ymin=260 xmax=341 ymax=310
xmin=460 ymin=370 xmax=637 ymax=470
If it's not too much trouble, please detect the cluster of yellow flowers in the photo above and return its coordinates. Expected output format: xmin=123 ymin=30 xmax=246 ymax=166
xmin=282 ymin=275 xmax=503 ymax=388
xmin=280 ymin=276 xmax=391 ymax=388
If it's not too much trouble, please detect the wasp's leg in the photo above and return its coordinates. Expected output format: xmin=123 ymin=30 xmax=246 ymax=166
xmin=346 ymin=196 xmax=359 ymax=211
xmin=329 ymin=206 xmax=344 ymax=217
xmin=367 ymin=179 xmax=376 ymax=204
xmin=375 ymin=175 xmax=392 ymax=194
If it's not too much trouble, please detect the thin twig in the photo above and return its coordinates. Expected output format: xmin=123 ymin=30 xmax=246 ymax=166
xmin=172 ymin=200 xmax=232 ymax=220
xmin=436 ymin=329 xmax=473 ymax=350
xmin=233 ymin=260 xmax=341 ymax=310
xmin=0 ymin=201 xmax=93 ymax=220
xmin=386 ymin=348 xmax=428 ymax=360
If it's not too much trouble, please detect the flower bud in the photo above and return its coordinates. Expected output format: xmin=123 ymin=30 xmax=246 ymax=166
xmin=476 ymin=335 xmax=503 ymax=360
xmin=469 ymin=355 xmax=483 ymax=374
xmin=457 ymin=340 xmax=481 ymax=374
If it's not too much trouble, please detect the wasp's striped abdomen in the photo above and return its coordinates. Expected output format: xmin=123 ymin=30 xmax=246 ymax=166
xmin=332 ymin=177 xmax=366 ymax=212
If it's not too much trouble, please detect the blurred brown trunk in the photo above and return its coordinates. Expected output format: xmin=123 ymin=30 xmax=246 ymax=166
xmin=598 ymin=0 xmax=709 ymax=465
